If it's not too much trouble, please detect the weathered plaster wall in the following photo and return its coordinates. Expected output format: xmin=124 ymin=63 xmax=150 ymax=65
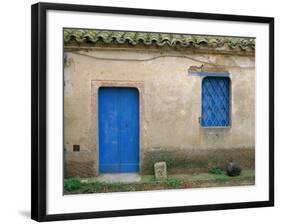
xmin=64 ymin=47 xmax=255 ymax=177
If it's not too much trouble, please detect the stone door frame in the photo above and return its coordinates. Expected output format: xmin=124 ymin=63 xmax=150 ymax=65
xmin=91 ymin=80 xmax=145 ymax=175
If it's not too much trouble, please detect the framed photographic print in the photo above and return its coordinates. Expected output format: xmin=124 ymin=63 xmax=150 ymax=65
xmin=31 ymin=2 xmax=274 ymax=222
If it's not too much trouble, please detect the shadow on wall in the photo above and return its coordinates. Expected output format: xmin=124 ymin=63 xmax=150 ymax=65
xmin=141 ymin=147 xmax=255 ymax=175
xmin=63 ymin=147 xmax=254 ymax=178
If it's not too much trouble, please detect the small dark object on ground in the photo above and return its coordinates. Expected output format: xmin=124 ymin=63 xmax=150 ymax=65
xmin=226 ymin=162 xmax=242 ymax=176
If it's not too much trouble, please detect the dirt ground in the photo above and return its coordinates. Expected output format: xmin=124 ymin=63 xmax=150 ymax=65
xmin=64 ymin=170 xmax=255 ymax=194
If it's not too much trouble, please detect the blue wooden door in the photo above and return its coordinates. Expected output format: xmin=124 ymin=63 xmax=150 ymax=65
xmin=98 ymin=87 xmax=139 ymax=173
xmin=201 ymin=77 xmax=230 ymax=127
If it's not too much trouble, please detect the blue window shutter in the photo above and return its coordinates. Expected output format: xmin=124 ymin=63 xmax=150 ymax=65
xmin=202 ymin=77 xmax=230 ymax=127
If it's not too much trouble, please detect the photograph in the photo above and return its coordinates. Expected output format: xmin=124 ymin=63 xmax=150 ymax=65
xmin=63 ymin=28 xmax=255 ymax=195
xmin=0 ymin=0 xmax=278 ymax=223
xmin=31 ymin=2 xmax=274 ymax=221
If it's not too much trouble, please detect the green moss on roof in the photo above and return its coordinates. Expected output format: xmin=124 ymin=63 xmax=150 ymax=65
xmin=64 ymin=29 xmax=255 ymax=51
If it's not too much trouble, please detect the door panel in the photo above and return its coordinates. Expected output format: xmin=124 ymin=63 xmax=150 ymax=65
xmin=118 ymin=88 xmax=140 ymax=172
xmin=98 ymin=88 xmax=119 ymax=172
xmin=98 ymin=87 xmax=139 ymax=173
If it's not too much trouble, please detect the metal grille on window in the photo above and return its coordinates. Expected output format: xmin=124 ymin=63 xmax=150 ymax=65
xmin=201 ymin=76 xmax=230 ymax=127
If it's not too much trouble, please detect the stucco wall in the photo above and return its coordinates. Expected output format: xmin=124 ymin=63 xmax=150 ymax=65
xmin=63 ymin=47 xmax=255 ymax=177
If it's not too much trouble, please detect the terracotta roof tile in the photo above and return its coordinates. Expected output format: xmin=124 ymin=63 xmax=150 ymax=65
xmin=64 ymin=29 xmax=255 ymax=51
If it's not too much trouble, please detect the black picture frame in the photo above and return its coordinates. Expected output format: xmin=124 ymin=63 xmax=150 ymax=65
xmin=31 ymin=2 xmax=274 ymax=222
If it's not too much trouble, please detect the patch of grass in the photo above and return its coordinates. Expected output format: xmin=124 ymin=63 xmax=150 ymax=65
xmin=141 ymin=175 xmax=155 ymax=183
xmin=209 ymin=166 xmax=223 ymax=175
xmin=165 ymin=177 xmax=183 ymax=187
xmin=64 ymin=178 xmax=81 ymax=191
xmin=214 ymin=175 xmax=229 ymax=182
xmin=187 ymin=173 xmax=219 ymax=181
xmin=83 ymin=181 xmax=134 ymax=193
xmin=181 ymin=170 xmax=255 ymax=183
xmin=239 ymin=170 xmax=255 ymax=179
xmin=64 ymin=170 xmax=255 ymax=194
